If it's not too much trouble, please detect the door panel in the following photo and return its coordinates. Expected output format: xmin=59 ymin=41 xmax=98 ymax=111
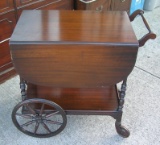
xmin=0 ymin=0 xmax=14 ymax=13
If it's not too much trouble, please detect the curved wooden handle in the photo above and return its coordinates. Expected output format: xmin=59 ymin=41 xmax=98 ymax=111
xmin=129 ymin=9 xmax=156 ymax=47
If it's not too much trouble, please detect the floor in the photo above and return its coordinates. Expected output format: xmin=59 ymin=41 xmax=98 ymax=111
xmin=0 ymin=8 xmax=160 ymax=145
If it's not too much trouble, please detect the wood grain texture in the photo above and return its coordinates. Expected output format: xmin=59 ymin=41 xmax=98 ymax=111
xmin=0 ymin=0 xmax=14 ymax=14
xmin=111 ymin=0 xmax=131 ymax=12
xmin=75 ymin=0 xmax=131 ymax=13
xmin=11 ymin=44 xmax=137 ymax=87
xmin=16 ymin=0 xmax=74 ymax=18
xmin=0 ymin=0 xmax=73 ymax=83
xmin=10 ymin=10 xmax=137 ymax=44
xmin=0 ymin=0 xmax=17 ymax=83
xmin=27 ymin=83 xmax=118 ymax=111
xmin=0 ymin=12 xmax=16 ymax=66
xmin=10 ymin=10 xmax=138 ymax=88
xmin=0 ymin=63 xmax=16 ymax=84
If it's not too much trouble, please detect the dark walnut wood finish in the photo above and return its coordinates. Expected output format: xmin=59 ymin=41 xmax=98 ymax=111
xmin=0 ymin=0 xmax=131 ymax=83
xmin=129 ymin=9 xmax=156 ymax=47
xmin=0 ymin=0 xmax=17 ymax=83
xmin=15 ymin=0 xmax=74 ymax=19
xmin=10 ymin=9 xmax=156 ymax=138
xmin=29 ymin=84 xmax=119 ymax=112
xmin=0 ymin=0 xmax=132 ymax=83
xmin=0 ymin=0 xmax=73 ymax=83
xmin=75 ymin=0 xmax=132 ymax=13
xmin=10 ymin=10 xmax=140 ymax=138
xmin=10 ymin=10 xmax=138 ymax=88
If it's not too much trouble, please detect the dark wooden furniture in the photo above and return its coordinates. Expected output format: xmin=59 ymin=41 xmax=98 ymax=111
xmin=0 ymin=0 xmax=132 ymax=83
xmin=0 ymin=0 xmax=73 ymax=83
xmin=9 ymin=10 xmax=155 ymax=138
xmin=0 ymin=0 xmax=17 ymax=82
xmin=75 ymin=0 xmax=132 ymax=13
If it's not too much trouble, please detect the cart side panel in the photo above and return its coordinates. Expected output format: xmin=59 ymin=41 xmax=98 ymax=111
xmin=10 ymin=44 xmax=138 ymax=88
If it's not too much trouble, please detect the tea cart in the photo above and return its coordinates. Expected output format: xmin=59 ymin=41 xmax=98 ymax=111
xmin=9 ymin=10 xmax=156 ymax=138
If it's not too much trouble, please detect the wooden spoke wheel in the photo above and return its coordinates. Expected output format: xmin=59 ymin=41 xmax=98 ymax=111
xmin=12 ymin=99 xmax=67 ymax=138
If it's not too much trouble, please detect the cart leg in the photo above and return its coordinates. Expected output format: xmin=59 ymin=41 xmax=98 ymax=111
xmin=115 ymin=79 xmax=130 ymax=138
xmin=20 ymin=78 xmax=27 ymax=101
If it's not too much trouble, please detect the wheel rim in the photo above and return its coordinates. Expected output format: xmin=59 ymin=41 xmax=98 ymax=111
xmin=12 ymin=99 xmax=67 ymax=138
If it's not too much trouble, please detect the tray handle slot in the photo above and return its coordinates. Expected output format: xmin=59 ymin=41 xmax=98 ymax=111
xmin=129 ymin=9 xmax=156 ymax=47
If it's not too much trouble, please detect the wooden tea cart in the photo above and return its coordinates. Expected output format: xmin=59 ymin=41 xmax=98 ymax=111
xmin=9 ymin=10 xmax=156 ymax=138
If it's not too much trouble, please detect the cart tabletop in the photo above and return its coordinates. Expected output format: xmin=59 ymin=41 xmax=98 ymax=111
xmin=10 ymin=10 xmax=138 ymax=45
xmin=10 ymin=10 xmax=139 ymax=88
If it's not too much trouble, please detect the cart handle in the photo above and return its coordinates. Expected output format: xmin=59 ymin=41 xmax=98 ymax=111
xmin=129 ymin=9 xmax=156 ymax=47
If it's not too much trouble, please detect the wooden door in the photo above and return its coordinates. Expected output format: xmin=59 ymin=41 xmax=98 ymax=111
xmin=0 ymin=0 xmax=17 ymax=83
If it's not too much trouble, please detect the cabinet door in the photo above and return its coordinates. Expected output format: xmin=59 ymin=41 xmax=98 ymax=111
xmin=0 ymin=0 xmax=17 ymax=83
xmin=16 ymin=0 xmax=73 ymax=18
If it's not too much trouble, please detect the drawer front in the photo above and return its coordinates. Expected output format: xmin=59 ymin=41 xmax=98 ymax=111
xmin=0 ymin=0 xmax=14 ymax=14
xmin=86 ymin=0 xmax=111 ymax=11
xmin=15 ymin=0 xmax=73 ymax=8
xmin=76 ymin=0 xmax=131 ymax=12
xmin=0 ymin=40 xmax=11 ymax=66
xmin=15 ymin=0 xmax=42 ymax=7
xmin=17 ymin=0 xmax=73 ymax=18
xmin=35 ymin=0 xmax=73 ymax=10
xmin=0 ymin=11 xmax=16 ymax=42
xmin=112 ymin=0 xmax=131 ymax=12
xmin=76 ymin=0 xmax=111 ymax=11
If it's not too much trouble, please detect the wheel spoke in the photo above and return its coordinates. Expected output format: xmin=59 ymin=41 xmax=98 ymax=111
xmin=45 ymin=119 xmax=62 ymax=125
xmin=45 ymin=111 xmax=59 ymax=118
xmin=25 ymin=104 xmax=36 ymax=115
xmin=16 ymin=113 xmax=32 ymax=119
xmin=40 ymin=103 xmax=45 ymax=115
xmin=21 ymin=120 xmax=35 ymax=128
xmin=34 ymin=122 xmax=39 ymax=134
xmin=12 ymin=99 xmax=67 ymax=137
xmin=41 ymin=122 xmax=51 ymax=133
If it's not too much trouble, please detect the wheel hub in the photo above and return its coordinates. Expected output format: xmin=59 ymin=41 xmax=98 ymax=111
xmin=33 ymin=114 xmax=44 ymax=123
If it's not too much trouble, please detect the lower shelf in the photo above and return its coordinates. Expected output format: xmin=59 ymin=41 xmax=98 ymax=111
xmin=27 ymin=83 xmax=119 ymax=113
